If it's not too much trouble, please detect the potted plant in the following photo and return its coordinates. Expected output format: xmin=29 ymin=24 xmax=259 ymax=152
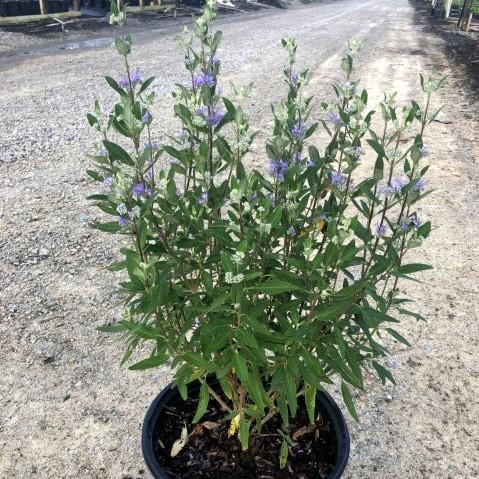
xmin=87 ymin=1 xmax=443 ymax=476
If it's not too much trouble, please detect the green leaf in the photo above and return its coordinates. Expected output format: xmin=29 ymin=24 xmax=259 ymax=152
xmin=277 ymin=394 xmax=289 ymax=426
xmin=372 ymin=155 xmax=383 ymax=180
xmin=238 ymin=415 xmax=249 ymax=451
xmin=96 ymin=323 xmax=127 ymax=333
xmin=235 ymin=328 xmax=258 ymax=349
xmin=250 ymin=279 xmax=302 ymax=295
xmin=397 ymin=308 xmax=425 ymax=322
xmin=386 ymin=328 xmax=411 ymax=347
xmin=233 ymin=352 xmax=249 ymax=383
xmin=282 ymin=368 xmax=297 ymax=418
xmin=103 ymin=140 xmax=135 ymax=167
xmin=279 ymin=438 xmax=289 ymax=469
xmin=91 ymin=221 xmax=122 ymax=233
xmin=139 ymin=76 xmax=155 ymax=94
xmin=223 ymin=97 xmax=237 ymax=118
xmin=105 ymin=76 xmax=128 ymax=97
xmin=184 ymin=352 xmax=213 ymax=371
xmin=192 ymin=381 xmax=210 ymax=423
xmin=87 ymin=114 xmax=98 ymax=128
xmin=221 ymin=252 xmax=235 ymax=272
xmin=178 ymin=382 xmax=188 ymax=400
xmin=244 ymin=374 xmax=265 ymax=415
xmin=129 ymin=354 xmax=166 ymax=370
xmin=361 ymin=306 xmax=399 ymax=327
xmin=367 ymin=139 xmax=386 ymax=158
xmin=341 ymin=381 xmax=359 ymax=422
xmin=219 ymin=376 xmax=233 ymax=400
xmin=372 ymin=361 xmax=396 ymax=385
xmin=395 ymin=263 xmax=432 ymax=275
xmin=304 ymin=383 xmax=316 ymax=424
xmin=115 ymin=37 xmax=131 ymax=56
xmin=86 ymin=170 xmax=103 ymax=182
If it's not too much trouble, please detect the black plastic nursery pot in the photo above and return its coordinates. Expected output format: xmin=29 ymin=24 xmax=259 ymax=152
xmin=142 ymin=381 xmax=350 ymax=479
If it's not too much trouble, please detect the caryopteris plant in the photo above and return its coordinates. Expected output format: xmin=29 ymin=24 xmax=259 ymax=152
xmin=87 ymin=0 xmax=443 ymax=466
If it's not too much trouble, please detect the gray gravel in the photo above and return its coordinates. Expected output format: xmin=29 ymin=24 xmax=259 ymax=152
xmin=1 ymin=0 xmax=478 ymax=477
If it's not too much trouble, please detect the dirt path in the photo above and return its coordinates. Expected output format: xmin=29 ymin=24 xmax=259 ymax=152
xmin=0 ymin=0 xmax=478 ymax=477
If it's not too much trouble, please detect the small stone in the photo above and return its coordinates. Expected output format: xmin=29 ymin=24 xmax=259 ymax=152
xmin=39 ymin=248 xmax=50 ymax=257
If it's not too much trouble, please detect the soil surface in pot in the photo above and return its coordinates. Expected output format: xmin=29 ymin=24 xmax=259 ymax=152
xmin=153 ymin=387 xmax=336 ymax=478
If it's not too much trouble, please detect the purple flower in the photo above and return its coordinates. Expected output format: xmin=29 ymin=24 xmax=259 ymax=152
xmin=290 ymin=71 xmax=299 ymax=84
xmin=193 ymin=73 xmax=216 ymax=88
xmin=102 ymin=176 xmax=113 ymax=188
xmin=330 ymin=171 xmax=347 ymax=188
xmin=132 ymin=182 xmax=147 ymax=199
xmin=307 ymin=158 xmax=316 ymax=168
xmin=249 ymin=193 xmax=258 ymax=202
xmin=413 ymin=178 xmax=427 ymax=192
xmin=323 ymin=111 xmax=342 ymax=125
xmin=195 ymin=106 xmax=225 ymax=127
xmin=376 ymin=223 xmax=387 ymax=236
xmin=143 ymin=141 xmax=159 ymax=151
xmin=410 ymin=212 xmax=421 ymax=229
xmin=380 ymin=178 xmax=405 ymax=197
xmin=268 ymin=159 xmax=288 ymax=182
xmin=293 ymin=152 xmax=302 ymax=164
xmin=130 ymin=69 xmax=143 ymax=85
xmin=98 ymin=147 xmax=107 ymax=157
xmin=291 ymin=121 xmax=306 ymax=139
xmin=118 ymin=216 xmax=129 ymax=227
xmin=199 ymin=192 xmax=208 ymax=206
xmin=401 ymin=213 xmax=421 ymax=231
xmin=319 ymin=213 xmax=327 ymax=220
xmin=141 ymin=112 xmax=152 ymax=125
xmin=118 ymin=74 xmax=130 ymax=89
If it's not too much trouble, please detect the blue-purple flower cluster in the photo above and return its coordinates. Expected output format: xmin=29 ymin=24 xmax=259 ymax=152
xmin=195 ymin=106 xmax=225 ymax=127
xmin=118 ymin=216 xmax=129 ymax=227
xmin=199 ymin=191 xmax=208 ymax=206
xmin=141 ymin=112 xmax=152 ymax=125
xmin=193 ymin=73 xmax=216 ymax=89
xmin=376 ymin=223 xmax=387 ymax=236
xmin=290 ymin=71 xmax=299 ymax=85
xmin=330 ymin=171 xmax=347 ymax=188
xmin=132 ymin=182 xmax=151 ymax=199
xmin=291 ymin=121 xmax=306 ymax=139
xmin=268 ymin=159 xmax=288 ymax=182
xmin=118 ymin=69 xmax=143 ymax=89
xmin=380 ymin=178 xmax=405 ymax=197
xmin=413 ymin=177 xmax=427 ymax=192
xmin=103 ymin=176 xmax=113 ymax=188
xmin=401 ymin=212 xmax=422 ymax=231
xmin=323 ymin=111 xmax=343 ymax=126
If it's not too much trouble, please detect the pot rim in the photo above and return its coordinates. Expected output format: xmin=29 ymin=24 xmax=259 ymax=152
xmin=142 ymin=381 xmax=350 ymax=479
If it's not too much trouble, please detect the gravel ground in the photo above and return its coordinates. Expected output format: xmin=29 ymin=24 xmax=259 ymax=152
xmin=1 ymin=0 xmax=478 ymax=477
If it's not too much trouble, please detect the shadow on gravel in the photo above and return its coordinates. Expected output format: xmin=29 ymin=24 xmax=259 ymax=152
xmin=409 ymin=0 xmax=479 ymax=93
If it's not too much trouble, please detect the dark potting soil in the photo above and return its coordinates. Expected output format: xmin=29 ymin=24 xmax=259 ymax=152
xmin=153 ymin=386 xmax=336 ymax=478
